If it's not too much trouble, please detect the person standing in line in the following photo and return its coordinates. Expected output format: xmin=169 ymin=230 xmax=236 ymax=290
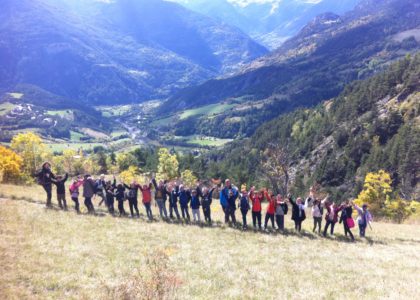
xmin=225 ymin=188 xmax=238 ymax=226
xmin=168 ymin=183 xmax=181 ymax=220
xmin=275 ymin=195 xmax=287 ymax=231
xmin=249 ymin=187 xmax=263 ymax=230
xmin=339 ymin=200 xmax=355 ymax=241
xmin=288 ymin=194 xmax=307 ymax=232
xmin=152 ymin=178 xmax=169 ymax=219
xmin=239 ymin=187 xmax=250 ymax=229
xmin=179 ymin=185 xmax=191 ymax=222
xmin=52 ymin=173 xmax=69 ymax=210
xmin=263 ymin=190 xmax=276 ymax=231
xmin=139 ymin=181 xmax=153 ymax=220
xmin=96 ymin=174 xmax=107 ymax=207
xmin=69 ymin=176 xmax=84 ymax=213
xmin=35 ymin=162 xmax=56 ymax=208
xmin=353 ymin=203 xmax=373 ymax=238
xmin=104 ymin=177 xmax=116 ymax=215
xmin=115 ymin=182 xmax=127 ymax=216
xmin=323 ymin=199 xmax=344 ymax=237
xmin=200 ymin=186 xmax=216 ymax=224
xmin=124 ymin=181 xmax=140 ymax=218
xmin=190 ymin=189 xmax=201 ymax=223
xmin=83 ymin=175 xmax=96 ymax=214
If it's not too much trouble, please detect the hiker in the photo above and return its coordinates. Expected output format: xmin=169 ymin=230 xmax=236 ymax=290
xmin=124 ymin=181 xmax=140 ymax=218
xmin=201 ymin=186 xmax=216 ymax=224
xmin=104 ymin=177 xmax=116 ymax=214
xmin=190 ymin=189 xmax=201 ymax=222
xmin=69 ymin=176 xmax=84 ymax=213
xmin=339 ymin=200 xmax=355 ymax=241
xmin=178 ymin=185 xmax=191 ymax=221
xmin=275 ymin=195 xmax=288 ymax=231
xmin=263 ymin=190 xmax=276 ymax=230
xmin=288 ymin=194 xmax=307 ymax=232
xmin=225 ymin=188 xmax=238 ymax=225
xmin=306 ymin=187 xmax=324 ymax=234
xmin=353 ymin=203 xmax=373 ymax=237
xmin=52 ymin=173 xmax=69 ymax=210
xmin=35 ymin=162 xmax=56 ymax=208
xmin=239 ymin=188 xmax=250 ymax=229
xmin=83 ymin=175 xmax=96 ymax=214
xmin=249 ymin=187 xmax=263 ymax=230
xmin=96 ymin=174 xmax=106 ymax=207
xmin=220 ymin=179 xmax=235 ymax=215
xmin=323 ymin=199 xmax=344 ymax=237
xmin=168 ymin=184 xmax=181 ymax=220
xmin=139 ymin=181 xmax=153 ymax=220
xmin=152 ymin=178 xmax=169 ymax=219
xmin=115 ymin=183 xmax=127 ymax=216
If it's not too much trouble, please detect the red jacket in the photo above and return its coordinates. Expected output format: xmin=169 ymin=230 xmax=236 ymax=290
xmin=139 ymin=183 xmax=152 ymax=204
xmin=249 ymin=191 xmax=263 ymax=212
xmin=264 ymin=191 xmax=276 ymax=215
xmin=325 ymin=204 xmax=344 ymax=223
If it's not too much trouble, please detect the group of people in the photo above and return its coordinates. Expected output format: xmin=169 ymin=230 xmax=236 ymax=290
xmin=35 ymin=162 xmax=373 ymax=240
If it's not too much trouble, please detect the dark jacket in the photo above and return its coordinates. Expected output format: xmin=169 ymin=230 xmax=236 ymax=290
xmin=179 ymin=190 xmax=191 ymax=208
xmin=35 ymin=165 xmax=56 ymax=185
xmin=124 ymin=184 xmax=139 ymax=199
xmin=115 ymin=185 xmax=126 ymax=201
xmin=83 ymin=178 xmax=96 ymax=198
xmin=53 ymin=173 xmax=68 ymax=195
xmin=190 ymin=195 xmax=200 ymax=209
xmin=289 ymin=197 xmax=306 ymax=222
xmin=170 ymin=186 xmax=179 ymax=206
xmin=239 ymin=194 xmax=250 ymax=211
xmin=227 ymin=193 xmax=238 ymax=211
xmin=201 ymin=188 xmax=215 ymax=210
xmin=340 ymin=206 xmax=353 ymax=223
xmin=105 ymin=179 xmax=116 ymax=200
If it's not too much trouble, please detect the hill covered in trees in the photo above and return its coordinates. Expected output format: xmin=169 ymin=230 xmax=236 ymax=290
xmin=190 ymin=54 xmax=419 ymax=201
xmin=162 ymin=0 xmax=420 ymax=139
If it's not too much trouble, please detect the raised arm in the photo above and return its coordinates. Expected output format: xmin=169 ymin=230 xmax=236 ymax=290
xmin=152 ymin=178 xmax=158 ymax=190
xmin=123 ymin=183 xmax=130 ymax=189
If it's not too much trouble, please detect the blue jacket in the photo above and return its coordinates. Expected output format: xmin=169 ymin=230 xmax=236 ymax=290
xmin=190 ymin=195 xmax=200 ymax=209
xmin=179 ymin=190 xmax=191 ymax=208
xmin=220 ymin=187 xmax=238 ymax=208
xmin=240 ymin=195 xmax=250 ymax=211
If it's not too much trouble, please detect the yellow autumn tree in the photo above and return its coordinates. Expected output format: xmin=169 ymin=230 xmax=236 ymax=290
xmin=157 ymin=148 xmax=179 ymax=180
xmin=0 ymin=146 xmax=23 ymax=183
xmin=11 ymin=132 xmax=50 ymax=176
xmin=181 ymin=169 xmax=197 ymax=189
xmin=355 ymin=170 xmax=392 ymax=215
xmin=119 ymin=166 xmax=146 ymax=184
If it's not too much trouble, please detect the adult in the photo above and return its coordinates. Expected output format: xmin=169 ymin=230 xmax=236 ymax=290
xmin=264 ymin=190 xmax=276 ymax=230
xmin=288 ymin=194 xmax=307 ymax=232
xmin=178 ymin=185 xmax=191 ymax=221
xmin=152 ymin=178 xmax=169 ymax=219
xmin=104 ymin=177 xmax=116 ymax=215
xmin=52 ymin=173 xmax=69 ymax=210
xmin=239 ymin=188 xmax=250 ymax=229
xmin=35 ymin=162 xmax=56 ymax=208
xmin=306 ymin=187 xmax=324 ymax=234
xmin=139 ymin=181 xmax=153 ymax=220
xmin=124 ymin=181 xmax=140 ymax=218
xmin=168 ymin=184 xmax=181 ymax=220
xmin=115 ymin=183 xmax=127 ymax=216
xmin=275 ymin=195 xmax=287 ymax=231
xmin=190 ymin=189 xmax=201 ymax=222
xmin=353 ymin=203 xmax=373 ymax=237
xmin=69 ymin=176 xmax=84 ymax=213
xmin=220 ymin=179 xmax=236 ymax=215
xmin=96 ymin=174 xmax=107 ymax=207
xmin=323 ymin=199 xmax=344 ymax=237
xmin=221 ymin=179 xmax=238 ymax=225
xmin=340 ymin=200 xmax=355 ymax=241
xmin=83 ymin=175 xmax=96 ymax=214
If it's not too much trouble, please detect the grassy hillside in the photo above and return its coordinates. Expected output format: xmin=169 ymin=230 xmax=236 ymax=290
xmin=1 ymin=183 xmax=419 ymax=299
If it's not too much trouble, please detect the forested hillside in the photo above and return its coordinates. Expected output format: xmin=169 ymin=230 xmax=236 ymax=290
xmin=163 ymin=0 xmax=419 ymax=139
xmin=191 ymin=54 xmax=419 ymax=201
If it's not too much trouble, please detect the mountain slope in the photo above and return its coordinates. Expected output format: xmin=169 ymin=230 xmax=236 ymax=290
xmin=163 ymin=0 xmax=420 ymax=138
xmin=0 ymin=0 xmax=267 ymax=105
xmin=199 ymin=54 xmax=420 ymax=201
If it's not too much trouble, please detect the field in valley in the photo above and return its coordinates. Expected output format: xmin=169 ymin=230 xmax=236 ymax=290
xmin=0 ymin=183 xmax=419 ymax=299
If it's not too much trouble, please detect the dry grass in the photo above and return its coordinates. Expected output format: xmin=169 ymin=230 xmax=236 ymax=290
xmin=0 ymin=183 xmax=419 ymax=299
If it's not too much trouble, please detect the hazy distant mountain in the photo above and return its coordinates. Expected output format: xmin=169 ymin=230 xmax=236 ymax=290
xmin=0 ymin=0 xmax=267 ymax=105
xmin=170 ymin=0 xmax=360 ymax=49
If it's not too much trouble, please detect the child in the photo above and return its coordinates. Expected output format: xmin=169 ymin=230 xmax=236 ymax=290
xmin=353 ymin=203 xmax=373 ymax=237
xmin=288 ymin=194 xmax=307 ymax=232
xmin=178 ymin=185 xmax=191 ymax=222
xmin=105 ymin=177 xmax=116 ymax=214
xmin=139 ymin=182 xmax=153 ymax=220
xmin=249 ymin=187 xmax=263 ymax=230
xmin=52 ymin=173 xmax=68 ymax=210
xmin=239 ymin=188 xmax=250 ymax=229
xmin=124 ymin=181 xmax=140 ymax=218
xmin=264 ymin=190 xmax=276 ymax=230
xmin=115 ymin=183 xmax=127 ymax=216
xmin=201 ymin=186 xmax=215 ymax=224
xmin=275 ymin=195 xmax=287 ymax=231
xmin=69 ymin=176 xmax=84 ymax=213
xmin=190 ymin=189 xmax=201 ymax=222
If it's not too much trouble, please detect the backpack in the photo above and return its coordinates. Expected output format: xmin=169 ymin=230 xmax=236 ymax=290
xmin=282 ymin=203 xmax=288 ymax=215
